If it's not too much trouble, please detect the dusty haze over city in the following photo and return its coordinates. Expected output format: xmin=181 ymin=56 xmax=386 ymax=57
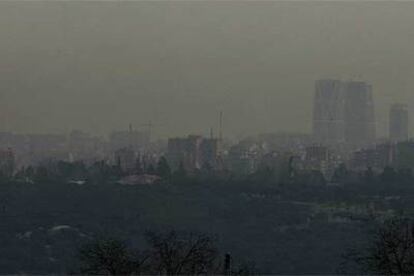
xmin=0 ymin=1 xmax=413 ymax=139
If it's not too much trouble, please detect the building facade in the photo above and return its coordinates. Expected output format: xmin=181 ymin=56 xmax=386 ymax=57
xmin=167 ymin=135 xmax=219 ymax=172
xmin=313 ymin=79 xmax=345 ymax=145
xmin=344 ymin=81 xmax=376 ymax=147
xmin=389 ymin=104 xmax=409 ymax=142
xmin=313 ymin=79 xmax=376 ymax=148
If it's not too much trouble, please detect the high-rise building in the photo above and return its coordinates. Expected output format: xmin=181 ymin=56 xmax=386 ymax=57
xmin=199 ymin=138 xmax=219 ymax=169
xmin=344 ymin=81 xmax=376 ymax=147
xmin=389 ymin=104 xmax=409 ymax=142
xmin=313 ymin=79 xmax=345 ymax=145
xmin=313 ymin=79 xmax=376 ymax=148
xmin=167 ymin=135 xmax=219 ymax=172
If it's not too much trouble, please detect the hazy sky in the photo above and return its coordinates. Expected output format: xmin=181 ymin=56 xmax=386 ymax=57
xmin=1 ymin=1 xmax=413 ymax=139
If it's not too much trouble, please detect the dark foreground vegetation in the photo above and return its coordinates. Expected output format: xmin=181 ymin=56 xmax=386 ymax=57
xmin=1 ymin=160 xmax=414 ymax=274
xmin=78 ymin=230 xmax=254 ymax=275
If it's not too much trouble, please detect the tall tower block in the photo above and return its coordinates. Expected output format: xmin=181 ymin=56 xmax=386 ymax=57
xmin=389 ymin=104 xmax=409 ymax=142
xmin=313 ymin=79 xmax=345 ymax=145
xmin=343 ymin=81 xmax=376 ymax=147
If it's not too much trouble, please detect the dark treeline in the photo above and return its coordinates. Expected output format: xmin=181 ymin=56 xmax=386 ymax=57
xmin=78 ymin=230 xmax=254 ymax=275
xmin=1 ymin=158 xmax=414 ymax=274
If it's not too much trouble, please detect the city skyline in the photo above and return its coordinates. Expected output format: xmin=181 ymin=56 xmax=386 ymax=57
xmin=3 ymin=2 xmax=414 ymax=274
xmin=0 ymin=90 xmax=409 ymax=142
xmin=0 ymin=1 xmax=413 ymax=138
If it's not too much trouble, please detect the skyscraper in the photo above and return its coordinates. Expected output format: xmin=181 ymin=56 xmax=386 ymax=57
xmin=389 ymin=104 xmax=409 ymax=142
xmin=312 ymin=79 xmax=345 ymax=145
xmin=313 ymin=79 xmax=376 ymax=147
xmin=343 ymin=81 xmax=376 ymax=147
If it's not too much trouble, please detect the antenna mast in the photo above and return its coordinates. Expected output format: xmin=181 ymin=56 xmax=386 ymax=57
xmin=219 ymin=111 xmax=223 ymax=142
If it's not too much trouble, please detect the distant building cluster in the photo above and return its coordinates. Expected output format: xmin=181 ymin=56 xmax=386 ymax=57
xmin=310 ymin=78 xmax=411 ymax=175
xmin=167 ymin=135 xmax=220 ymax=172
xmin=0 ymin=127 xmax=156 ymax=175
xmin=0 ymin=79 xmax=411 ymax=183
